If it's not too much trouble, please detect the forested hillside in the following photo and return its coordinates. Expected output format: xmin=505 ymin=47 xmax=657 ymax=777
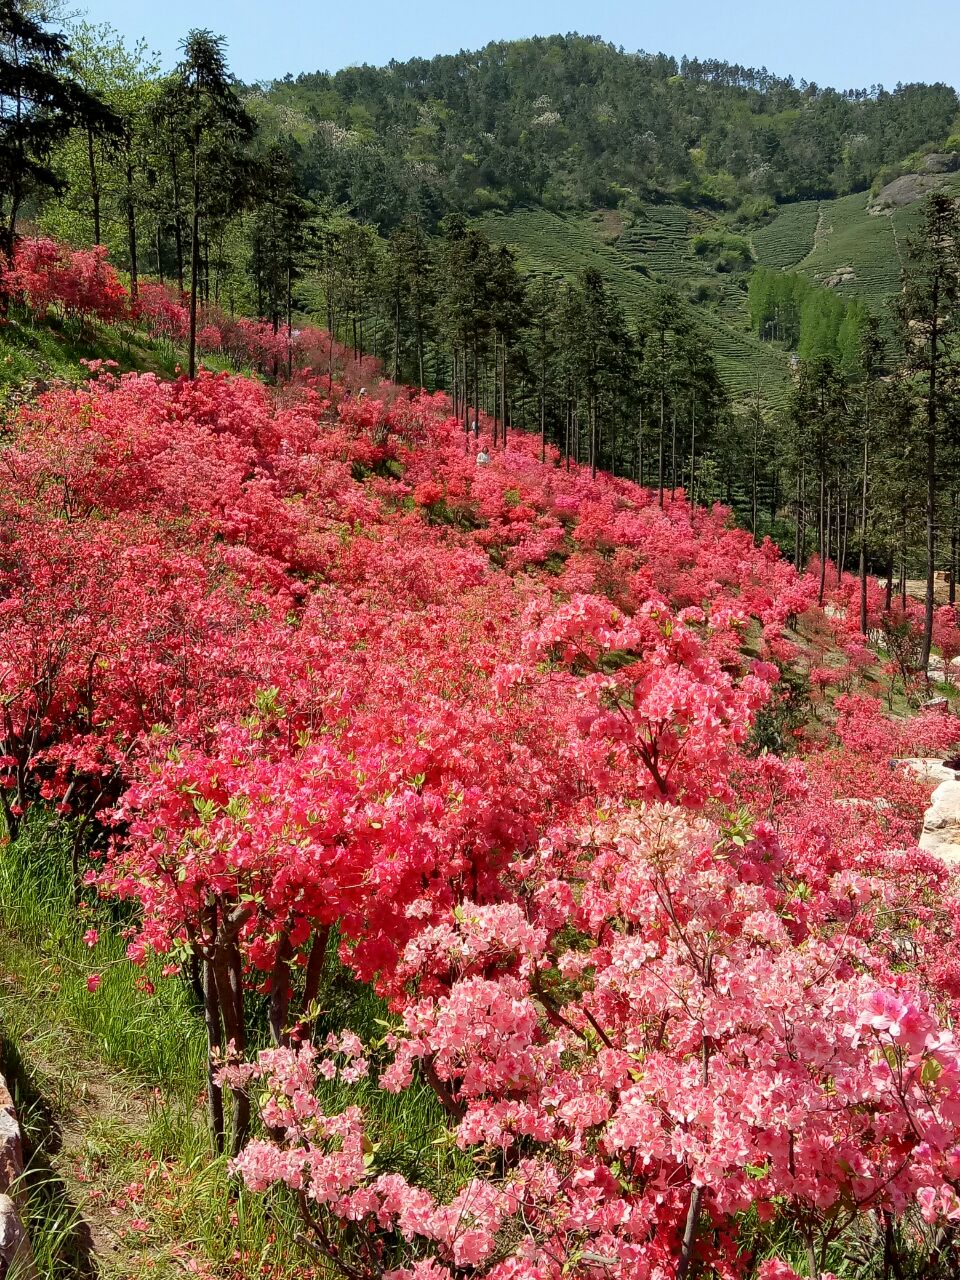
xmin=262 ymin=34 xmax=959 ymax=222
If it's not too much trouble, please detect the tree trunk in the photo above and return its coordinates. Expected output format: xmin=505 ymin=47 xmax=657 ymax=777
xmin=500 ymin=340 xmax=508 ymax=449
xmin=921 ymin=281 xmax=940 ymax=671
xmin=670 ymin=402 xmax=677 ymax=499
xmin=86 ymin=126 xmax=101 ymax=245
xmin=688 ymin=397 xmax=696 ymax=505
xmin=859 ymin=431 xmax=869 ymax=634
xmin=188 ymin=173 xmax=200 ymax=379
xmin=170 ymin=149 xmax=185 ymax=293
xmin=818 ymin=469 xmax=826 ymax=606
xmin=268 ymin=932 xmax=294 ymax=1046
xmin=590 ymin=396 xmax=598 ymax=479
xmin=124 ymin=145 xmax=139 ymax=301
xmin=885 ymin=550 xmax=894 ymax=612
xmin=658 ymin=386 xmax=665 ymax=508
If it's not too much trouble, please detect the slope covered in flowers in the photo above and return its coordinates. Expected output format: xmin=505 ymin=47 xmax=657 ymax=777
xmin=3 ymin=275 xmax=960 ymax=1278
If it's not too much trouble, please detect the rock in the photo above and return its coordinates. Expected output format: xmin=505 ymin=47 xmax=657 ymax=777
xmin=835 ymin=796 xmax=890 ymax=810
xmin=919 ymin=778 xmax=960 ymax=863
xmin=870 ymin=172 xmax=949 ymax=212
xmin=0 ymin=1075 xmax=36 ymax=1278
xmin=822 ymin=267 xmax=856 ymax=288
xmin=899 ymin=757 xmax=957 ymax=785
xmin=927 ymin=654 xmax=960 ymax=680
xmin=921 ymin=696 xmax=950 ymax=712
xmin=0 ymin=1193 xmax=37 ymax=1280
xmin=920 ymin=152 xmax=960 ymax=174
xmin=0 ymin=1077 xmax=22 ymax=1198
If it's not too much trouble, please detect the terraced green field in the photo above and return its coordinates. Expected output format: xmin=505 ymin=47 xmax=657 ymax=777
xmin=751 ymin=201 xmax=820 ymax=269
xmin=480 ymin=207 xmax=791 ymax=405
xmin=753 ymin=174 xmax=960 ymax=315
xmin=481 ymin=172 xmax=960 ymax=409
xmin=793 ymin=192 xmax=912 ymax=303
xmin=617 ymin=204 xmax=692 ymax=280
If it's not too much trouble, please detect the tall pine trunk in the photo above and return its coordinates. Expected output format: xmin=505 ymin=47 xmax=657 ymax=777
xmin=86 ymin=125 xmax=101 ymax=245
xmin=188 ymin=138 xmax=201 ymax=380
xmin=921 ymin=283 xmax=940 ymax=671
xmin=124 ymin=145 xmax=138 ymax=300
xmin=859 ymin=431 xmax=869 ymax=634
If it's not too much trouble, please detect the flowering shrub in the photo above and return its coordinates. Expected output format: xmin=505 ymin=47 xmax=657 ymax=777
xmin=2 ymin=237 xmax=357 ymax=382
xmin=3 ymin=237 xmax=127 ymax=324
xmin=4 ymin=236 xmax=960 ymax=1276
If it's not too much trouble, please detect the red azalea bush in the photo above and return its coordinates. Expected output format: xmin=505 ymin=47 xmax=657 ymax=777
xmin=5 ymin=237 xmax=960 ymax=1277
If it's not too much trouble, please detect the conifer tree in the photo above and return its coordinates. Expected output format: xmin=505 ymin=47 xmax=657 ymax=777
xmin=898 ymin=192 xmax=960 ymax=670
xmin=0 ymin=0 xmax=120 ymax=260
xmin=172 ymin=30 xmax=255 ymax=379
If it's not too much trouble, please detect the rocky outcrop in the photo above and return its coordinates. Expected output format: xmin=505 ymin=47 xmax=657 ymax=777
xmin=919 ymin=778 xmax=960 ymax=864
xmin=927 ymin=655 xmax=960 ymax=682
xmin=920 ymin=152 xmax=960 ymax=174
xmin=822 ymin=267 xmax=856 ymax=288
xmin=900 ymin=757 xmax=956 ymax=786
xmin=0 ymin=1074 xmax=36 ymax=1279
xmin=904 ymin=757 xmax=960 ymax=865
xmin=870 ymin=171 xmax=951 ymax=213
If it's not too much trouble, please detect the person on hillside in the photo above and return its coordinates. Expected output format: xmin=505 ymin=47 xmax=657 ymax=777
xmin=477 ymin=447 xmax=490 ymax=466
xmin=471 ymin=418 xmax=479 ymax=438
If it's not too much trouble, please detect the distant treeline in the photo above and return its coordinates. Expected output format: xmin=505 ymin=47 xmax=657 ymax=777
xmin=264 ymin=34 xmax=960 ymax=228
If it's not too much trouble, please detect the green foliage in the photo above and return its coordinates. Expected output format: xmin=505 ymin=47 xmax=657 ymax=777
xmin=751 ymin=201 xmax=820 ymax=269
xmin=0 ymin=1 xmax=122 ymax=256
xmin=691 ymin=228 xmax=754 ymax=271
xmin=748 ymin=661 xmax=812 ymax=754
xmin=0 ymin=812 xmax=206 ymax=1090
xmin=481 ymin=207 xmax=791 ymax=405
xmin=265 ymin=36 xmax=959 ymax=221
xmin=748 ymin=264 xmax=869 ymax=362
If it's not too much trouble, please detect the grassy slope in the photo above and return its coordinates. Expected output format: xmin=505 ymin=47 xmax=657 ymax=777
xmin=0 ymin=320 xmax=460 ymax=1278
xmin=480 ymin=171 xmax=960 ymax=410
xmin=0 ymin=812 xmax=463 ymax=1279
xmin=753 ymin=173 xmax=960 ymax=307
xmin=0 ymin=313 xmax=254 ymax=412
xmin=480 ymin=206 xmax=792 ymax=406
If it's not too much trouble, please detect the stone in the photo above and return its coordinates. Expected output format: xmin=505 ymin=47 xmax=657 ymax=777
xmin=869 ymin=171 xmax=950 ymax=212
xmin=0 ymin=1193 xmax=37 ymax=1280
xmin=919 ymin=778 xmax=960 ymax=864
xmin=0 ymin=1077 xmax=22 ymax=1199
xmin=921 ymin=696 xmax=949 ymax=712
xmin=899 ymin=757 xmax=957 ymax=786
xmin=822 ymin=267 xmax=856 ymax=288
xmin=926 ymin=655 xmax=960 ymax=680
xmin=921 ymin=152 xmax=960 ymax=174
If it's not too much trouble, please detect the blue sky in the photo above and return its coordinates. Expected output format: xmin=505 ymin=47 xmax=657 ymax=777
xmin=74 ymin=0 xmax=959 ymax=90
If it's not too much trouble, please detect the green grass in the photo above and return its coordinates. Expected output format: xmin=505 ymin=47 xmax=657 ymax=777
xmin=481 ymin=206 xmax=792 ymax=406
xmin=793 ymin=191 xmax=913 ymax=303
xmin=617 ymin=203 xmax=692 ymax=279
xmin=753 ymin=174 xmax=960 ymax=318
xmin=481 ymin=175 xmax=960 ymax=416
xmin=751 ymin=201 xmax=820 ymax=270
xmin=0 ymin=315 xmax=177 ymax=403
xmin=0 ymin=816 xmax=206 ymax=1092
xmin=0 ymin=812 xmax=471 ymax=1277
xmin=0 ymin=312 xmax=257 ymax=413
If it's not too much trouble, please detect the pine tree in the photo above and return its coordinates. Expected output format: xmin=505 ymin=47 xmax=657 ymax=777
xmin=0 ymin=0 xmax=120 ymax=260
xmin=172 ymin=30 xmax=255 ymax=379
xmin=898 ymin=192 xmax=960 ymax=671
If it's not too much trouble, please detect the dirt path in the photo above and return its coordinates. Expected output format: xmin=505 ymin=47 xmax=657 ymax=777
xmin=811 ymin=201 xmax=829 ymax=251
